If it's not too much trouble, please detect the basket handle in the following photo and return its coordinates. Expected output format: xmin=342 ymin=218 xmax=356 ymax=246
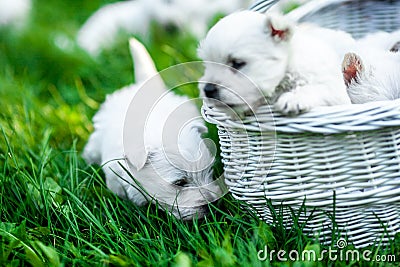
xmin=249 ymin=0 xmax=352 ymax=22
xmin=248 ymin=0 xmax=280 ymax=12
xmin=286 ymin=0 xmax=349 ymax=21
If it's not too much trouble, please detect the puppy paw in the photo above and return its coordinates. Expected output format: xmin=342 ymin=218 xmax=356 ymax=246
xmin=274 ymin=91 xmax=313 ymax=115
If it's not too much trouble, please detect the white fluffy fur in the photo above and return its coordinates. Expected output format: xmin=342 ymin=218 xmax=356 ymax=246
xmin=77 ymin=0 xmax=250 ymax=56
xmin=357 ymin=30 xmax=400 ymax=52
xmin=342 ymin=48 xmax=400 ymax=104
xmin=0 ymin=0 xmax=31 ymax=27
xmin=198 ymin=11 xmax=353 ymax=115
xmin=83 ymin=38 xmax=218 ymax=220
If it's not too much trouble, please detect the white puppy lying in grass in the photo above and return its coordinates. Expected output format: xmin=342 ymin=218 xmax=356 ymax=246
xmin=83 ymin=38 xmax=220 ymax=220
xmin=342 ymin=41 xmax=400 ymax=104
xmin=198 ymin=10 xmax=353 ymax=115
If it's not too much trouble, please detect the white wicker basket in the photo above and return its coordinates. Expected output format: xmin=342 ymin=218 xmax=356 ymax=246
xmin=202 ymin=0 xmax=400 ymax=248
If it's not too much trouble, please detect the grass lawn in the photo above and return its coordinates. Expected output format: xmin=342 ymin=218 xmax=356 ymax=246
xmin=0 ymin=0 xmax=399 ymax=266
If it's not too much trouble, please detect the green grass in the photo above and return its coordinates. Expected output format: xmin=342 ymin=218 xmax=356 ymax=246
xmin=0 ymin=0 xmax=399 ymax=266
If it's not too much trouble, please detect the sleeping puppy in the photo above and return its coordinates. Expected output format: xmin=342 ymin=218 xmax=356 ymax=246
xmin=198 ymin=10 xmax=353 ymax=115
xmin=342 ymin=44 xmax=400 ymax=104
xmin=83 ymin=38 xmax=221 ymax=220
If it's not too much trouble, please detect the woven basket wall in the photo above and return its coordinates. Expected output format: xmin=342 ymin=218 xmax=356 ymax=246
xmin=202 ymin=0 xmax=400 ymax=248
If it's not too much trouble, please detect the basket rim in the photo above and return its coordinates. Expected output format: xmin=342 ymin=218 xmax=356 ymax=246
xmin=208 ymin=0 xmax=400 ymax=247
xmin=202 ymin=99 xmax=400 ymax=134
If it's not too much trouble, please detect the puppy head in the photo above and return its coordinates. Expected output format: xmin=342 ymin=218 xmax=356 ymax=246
xmin=147 ymin=0 xmax=215 ymax=38
xmin=127 ymin=118 xmax=221 ymax=221
xmin=147 ymin=0 xmax=245 ymax=39
xmin=198 ymin=11 xmax=293 ymax=113
xmin=138 ymin=153 xmax=220 ymax=220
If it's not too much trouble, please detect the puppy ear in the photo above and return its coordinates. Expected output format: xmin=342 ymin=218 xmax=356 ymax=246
xmin=129 ymin=38 xmax=165 ymax=92
xmin=390 ymin=41 xmax=400 ymax=53
xmin=265 ymin=14 xmax=293 ymax=42
xmin=342 ymin=53 xmax=364 ymax=86
xmin=125 ymin=146 xmax=148 ymax=171
xmin=190 ymin=121 xmax=208 ymax=134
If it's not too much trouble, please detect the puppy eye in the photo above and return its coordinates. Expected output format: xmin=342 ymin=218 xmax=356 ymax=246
xmin=173 ymin=179 xmax=188 ymax=187
xmin=228 ymin=58 xmax=246 ymax=70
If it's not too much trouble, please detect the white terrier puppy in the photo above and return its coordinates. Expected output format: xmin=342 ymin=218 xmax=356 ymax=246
xmin=342 ymin=47 xmax=400 ymax=104
xmin=198 ymin=11 xmax=353 ymax=115
xmin=83 ymin=38 xmax=220 ymax=220
xmin=78 ymin=0 xmax=250 ymax=56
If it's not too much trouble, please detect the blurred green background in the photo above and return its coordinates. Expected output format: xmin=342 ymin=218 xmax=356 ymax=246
xmin=0 ymin=0 xmax=202 ymax=152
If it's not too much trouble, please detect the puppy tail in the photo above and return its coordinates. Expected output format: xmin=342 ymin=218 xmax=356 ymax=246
xmin=129 ymin=38 xmax=160 ymax=84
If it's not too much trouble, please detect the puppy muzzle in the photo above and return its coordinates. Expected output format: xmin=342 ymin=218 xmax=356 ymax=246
xmin=203 ymin=83 xmax=220 ymax=99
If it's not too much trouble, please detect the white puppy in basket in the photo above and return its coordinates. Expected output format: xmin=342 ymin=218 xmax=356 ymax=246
xmin=198 ymin=10 xmax=353 ymax=115
xmin=83 ymin=38 xmax=220 ymax=220
xmin=342 ymin=36 xmax=400 ymax=103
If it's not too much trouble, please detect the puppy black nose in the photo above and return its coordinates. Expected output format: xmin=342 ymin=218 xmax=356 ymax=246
xmin=203 ymin=83 xmax=219 ymax=99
